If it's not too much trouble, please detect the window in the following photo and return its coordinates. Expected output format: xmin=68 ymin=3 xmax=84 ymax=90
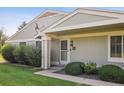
xmin=109 ymin=35 xmax=124 ymax=62
xmin=20 ymin=42 xmax=26 ymax=46
xmin=110 ymin=36 xmax=122 ymax=57
xmin=61 ymin=40 xmax=67 ymax=50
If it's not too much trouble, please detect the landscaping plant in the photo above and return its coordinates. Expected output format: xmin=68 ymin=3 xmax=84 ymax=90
xmin=1 ymin=44 xmax=16 ymax=63
xmin=99 ymin=65 xmax=124 ymax=83
xmin=13 ymin=45 xmax=29 ymax=65
xmin=65 ymin=62 xmax=85 ymax=75
xmin=84 ymin=62 xmax=97 ymax=74
xmin=25 ymin=46 xmax=41 ymax=67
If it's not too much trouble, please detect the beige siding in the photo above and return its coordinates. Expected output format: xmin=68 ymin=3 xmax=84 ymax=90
xmin=7 ymin=41 xmax=36 ymax=47
xmin=51 ymin=39 xmax=60 ymax=65
xmin=70 ymin=36 xmax=124 ymax=67
xmin=54 ymin=13 xmax=114 ymax=28
xmin=70 ymin=36 xmax=108 ymax=66
xmin=38 ymin=14 xmax=66 ymax=31
xmin=9 ymin=22 xmax=37 ymax=40
xmin=9 ymin=14 xmax=66 ymax=41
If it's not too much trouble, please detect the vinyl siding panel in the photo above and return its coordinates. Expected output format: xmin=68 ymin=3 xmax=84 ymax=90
xmin=9 ymin=22 xmax=37 ymax=40
xmin=38 ymin=14 xmax=66 ymax=31
xmin=70 ymin=36 xmax=124 ymax=67
xmin=54 ymin=13 xmax=114 ymax=28
xmin=70 ymin=36 xmax=108 ymax=66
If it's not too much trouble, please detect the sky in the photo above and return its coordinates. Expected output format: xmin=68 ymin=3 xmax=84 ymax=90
xmin=0 ymin=7 xmax=124 ymax=36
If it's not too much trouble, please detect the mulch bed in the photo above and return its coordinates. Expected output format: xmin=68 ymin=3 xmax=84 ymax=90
xmin=54 ymin=69 xmax=100 ymax=80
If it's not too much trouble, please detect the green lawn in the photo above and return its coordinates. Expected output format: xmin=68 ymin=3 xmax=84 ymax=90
xmin=0 ymin=64 xmax=86 ymax=86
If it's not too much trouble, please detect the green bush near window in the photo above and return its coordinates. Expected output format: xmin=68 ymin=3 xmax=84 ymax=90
xmin=65 ymin=62 xmax=85 ymax=75
xmin=25 ymin=46 xmax=41 ymax=67
xmin=99 ymin=65 xmax=124 ymax=83
xmin=1 ymin=44 xmax=41 ymax=67
xmin=13 ymin=45 xmax=29 ymax=65
xmin=1 ymin=44 xmax=16 ymax=63
xmin=84 ymin=62 xmax=97 ymax=74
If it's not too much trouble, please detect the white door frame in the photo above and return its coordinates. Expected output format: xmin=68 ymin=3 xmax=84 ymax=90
xmin=60 ymin=39 xmax=70 ymax=64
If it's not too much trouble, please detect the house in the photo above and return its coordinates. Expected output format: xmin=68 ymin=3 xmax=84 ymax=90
xmin=6 ymin=8 xmax=124 ymax=69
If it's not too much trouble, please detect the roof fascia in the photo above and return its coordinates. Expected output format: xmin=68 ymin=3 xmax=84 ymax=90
xmin=45 ymin=19 xmax=124 ymax=33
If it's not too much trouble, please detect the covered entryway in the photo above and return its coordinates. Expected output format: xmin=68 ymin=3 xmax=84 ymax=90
xmin=42 ymin=23 xmax=124 ymax=69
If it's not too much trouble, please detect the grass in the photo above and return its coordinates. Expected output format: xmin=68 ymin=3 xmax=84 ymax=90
xmin=0 ymin=64 xmax=86 ymax=86
xmin=0 ymin=54 xmax=5 ymax=62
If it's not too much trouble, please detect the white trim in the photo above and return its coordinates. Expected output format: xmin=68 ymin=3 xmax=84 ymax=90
xmin=77 ymin=8 xmax=124 ymax=18
xmin=44 ymin=39 xmax=48 ymax=69
xmin=68 ymin=39 xmax=71 ymax=64
xmin=41 ymin=36 xmax=51 ymax=69
xmin=6 ymin=39 xmax=41 ymax=43
xmin=108 ymin=34 xmax=124 ymax=63
xmin=108 ymin=35 xmax=110 ymax=62
xmin=41 ymin=40 xmax=45 ymax=68
xmin=108 ymin=58 xmax=124 ymax=63
xmin=78 ymin=8 xmax=124 ymax=15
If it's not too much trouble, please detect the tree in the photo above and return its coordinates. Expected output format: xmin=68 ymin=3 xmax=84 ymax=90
xmin=0 ymin=27 xmax=8 ymax=48
xmin=18 ymin=21 xmax=27 ymax=30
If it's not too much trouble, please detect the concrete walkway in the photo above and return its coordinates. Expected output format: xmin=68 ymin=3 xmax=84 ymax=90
xmin=34 ymin=69 xmax=124 ymax=86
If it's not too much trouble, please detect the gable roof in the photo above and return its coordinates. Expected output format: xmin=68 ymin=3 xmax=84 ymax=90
xmin=7 ymin=8 xmax=124 ymax=42
xmin=44 ymin=8 xmax=124 ymax=33
xmin=79 ymin=7 xmax=124 ymax=14
xmin=7 ymin=10 xmax=68 ymax=41
xmin=38 ymin=12 xmax=57 ymax=19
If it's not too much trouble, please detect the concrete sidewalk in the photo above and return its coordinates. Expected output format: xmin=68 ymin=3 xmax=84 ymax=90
xmin=34 ymin=70 xmax=124 ymax=86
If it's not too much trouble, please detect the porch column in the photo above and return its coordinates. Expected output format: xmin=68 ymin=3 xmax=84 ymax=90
xmin=41 ymin=36 xmax=51 ymax=69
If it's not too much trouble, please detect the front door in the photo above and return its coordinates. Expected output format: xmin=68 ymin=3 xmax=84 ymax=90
xmin=60 ymin=40 xmax=70 ymax=64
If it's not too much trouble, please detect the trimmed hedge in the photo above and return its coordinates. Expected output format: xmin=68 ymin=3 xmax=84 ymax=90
xmin=1 ymin=44 xmax=41 ymax=67
xmin=25 ymin=46 xmax=41 ymax=67
xmin=1 ymin=44 xmax=16 ymax=63
xmin=13 ymin=45 xmax=29 ymax=65
xmin=99 ymin=65 xmax=124 ymax=83
xmin=65 ymin=62 xmax=85 ymax=75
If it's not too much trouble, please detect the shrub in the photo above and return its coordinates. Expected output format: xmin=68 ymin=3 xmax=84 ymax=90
xmin=84 ymin=62 xmax=97 ymax=74
xmin=99 ymin=65 xmax=124 ymax=83
xmin=25 ymin=46 xmax=41 ymax=67
xmin=65 ymin=62 xmax=85 ymax=75
xmin=1 ymin=44 xmax=16 ymax=63
xmin=13 ymin=45 xmax=29 ymax=65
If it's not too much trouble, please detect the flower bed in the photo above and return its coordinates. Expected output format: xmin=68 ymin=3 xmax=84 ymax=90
xmin=55 ymin=62 xmax=124 ymax=84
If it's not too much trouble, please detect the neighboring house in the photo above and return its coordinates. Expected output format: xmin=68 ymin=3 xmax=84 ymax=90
xmin=7 ymin=8 xmax=124 ymax=69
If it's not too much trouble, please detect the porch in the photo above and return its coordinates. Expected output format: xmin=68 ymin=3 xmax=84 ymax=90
xmin=41 ymin=23 xmax=124 ymax=69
